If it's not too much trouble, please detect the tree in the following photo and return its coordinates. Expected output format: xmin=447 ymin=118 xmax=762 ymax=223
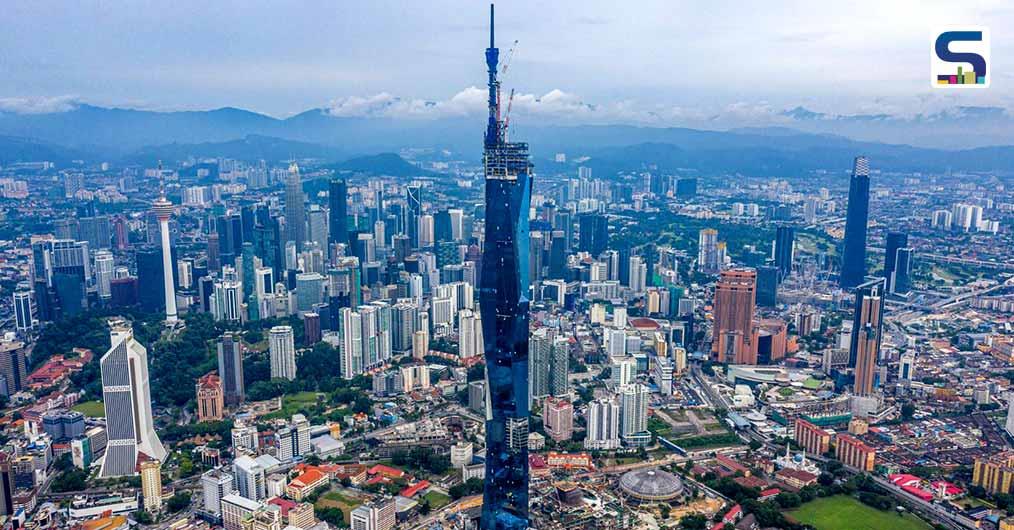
xmin=679 ymin=514 xmax=708 ymax=530
xmin=166 ymin=492 xmax=191 ymax=513
xmin=133 ymin=510 xmax=154 ymax=525
xmin=900 ymin=402 xmax=916 ymax=420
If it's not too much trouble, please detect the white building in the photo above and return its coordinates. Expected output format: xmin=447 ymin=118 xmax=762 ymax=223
xmin=269 ymin=326 xmax=296 ymax=380
xmin=585 ymin=398 xmax=621 ymax=450
xmin=201 ymin=469 xmax=234 ymax=518
xmin=619 ymin=383 xmax=649 ymax=439
xmin=233 ymin=455 xmax=266 ymax=501
xmin=99 ymin=324 xmax=167 ymax=477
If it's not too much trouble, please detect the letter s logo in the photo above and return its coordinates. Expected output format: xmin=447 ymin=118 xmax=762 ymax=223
xmin=932 ymin=27 xmax=990 ymax=88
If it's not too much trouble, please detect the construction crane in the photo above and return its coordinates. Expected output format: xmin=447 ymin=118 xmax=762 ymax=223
xmin=503 ymin=88 xmax=516 ymax=139
xmin=500 ymin=40 xmax=519 ymax=138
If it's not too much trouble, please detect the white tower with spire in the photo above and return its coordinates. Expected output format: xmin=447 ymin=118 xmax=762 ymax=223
xmin=152 ymin=163 xmax=178 ymax=324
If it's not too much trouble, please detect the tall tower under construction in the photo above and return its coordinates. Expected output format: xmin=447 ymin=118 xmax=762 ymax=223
xmin=479 ymin=4 xmax=533 ymax=529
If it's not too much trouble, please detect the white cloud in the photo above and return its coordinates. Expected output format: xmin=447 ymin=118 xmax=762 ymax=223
xmin=0 ymin=95 xmax=80 ymax=114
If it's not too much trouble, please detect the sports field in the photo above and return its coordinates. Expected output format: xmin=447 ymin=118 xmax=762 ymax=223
xmin=786 ymin=495 xmax=931 ymax=530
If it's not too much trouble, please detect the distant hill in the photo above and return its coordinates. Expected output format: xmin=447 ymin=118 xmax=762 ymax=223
xmin=0 ymin=135 xmax=86 ymax=164
xmin=2 ymin=104 xmax=1014 ymax=177
xmin=123 ymin=134 xmax=348 ymax=165
xmin=329 ymin=153 xmax=434 ymax=177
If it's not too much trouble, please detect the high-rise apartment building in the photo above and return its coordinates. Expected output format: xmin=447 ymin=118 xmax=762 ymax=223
xmin=140 ymin=458 xmax=162 ymax=513
xmin=851 ymin=280 xmax=884 ymax=397
xmin=619 ymin=383 xmax=649 ymax=442
xmin=542 ymin=397 xmax=573 ymax=442
xmin=201 ymin=469 xmax=235 ymax=519
xmin=794 ymin=418 xmax=831 ymax=455
xmin=697 ymin=228 xmax=720 ymax=273
xmin=269 ymin=326 xmax=297 ymax=381
xmin=584 ymin=398 xmax=621 ymax=450
xmin=233 ymin=455 xmax=267 ymax=501
xmin=835 ymin=433 xmax=876 ymax=471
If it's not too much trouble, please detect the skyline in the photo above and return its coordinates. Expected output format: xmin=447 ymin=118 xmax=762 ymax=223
xmin=2 ymin=2 xmax=1014 ymax=148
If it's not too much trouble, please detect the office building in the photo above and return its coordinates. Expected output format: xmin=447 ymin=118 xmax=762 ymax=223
xmin=578 ymin=214 xmax=609 ymax=257
xmin=329 ymin=178 xmax=349 ymax=249
xmin=13 ymin=288 xmax=33 ymax=332
xmin=276 ymin=414 xmax=311 ymax=463
xmin=222 ymin=494 xmax=264 ymax=530
xmin=202 ymin=469 xmax=235 ymax=519
xmin=196 ymin=372 xmax=225 ymax=422
xmin=218 ymin=333 xmax=245 ymax=406
xmin=756 ymin=265 xmax=778 ymax=307
xmin=99 ymin=323 xmax=167 ymax=477
xmin=774 ymin=225 xmax=794 ymax=281
xmin=285 ymin=163 xmax=306 ymax=249
xmin=0 ymin=341 xmax=27 ymax=395
xmin=350 ymin=497 xmax=396 ymax=530
xmin=840 ymin=156 xmax=871 ymax=288
xmin=712 ymin=268 xmax=757 ymax=364
xmin=233 ymin=455 xmax=267 ymax=501
xmin=543 ymin=397 xmax=573 ymax=442
xmin=479 ymin=8 xmax=532 ymax=528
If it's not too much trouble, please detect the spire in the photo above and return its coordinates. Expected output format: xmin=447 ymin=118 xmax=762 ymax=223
xmin=157 ymin=160 xmax=166 ymax=199
xmin=489 ymin=3 xmax=495 ymax=49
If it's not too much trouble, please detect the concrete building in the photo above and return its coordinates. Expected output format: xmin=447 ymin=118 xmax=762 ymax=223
xmin=269 ymin=326 xmax=296 ymax=381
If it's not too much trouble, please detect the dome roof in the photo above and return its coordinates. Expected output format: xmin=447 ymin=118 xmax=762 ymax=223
xmin=618 ymin=468 xmax=684 ymax=501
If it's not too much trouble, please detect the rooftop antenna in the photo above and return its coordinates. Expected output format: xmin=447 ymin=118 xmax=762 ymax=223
xmin=157 ymin=160 xmax=165 ymax=198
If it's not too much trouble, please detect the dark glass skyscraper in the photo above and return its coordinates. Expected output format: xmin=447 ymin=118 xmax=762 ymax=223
xmin=578 ymin=213 xmax=609 ymax=256
xmin=479 ymin=5 xmax=531 ymax=529
xmin=839 ymin=156 xmax=870 ymax=288
xmin=883 ymin=231 xmax=908 ymax=293
xmin=328 ymin=178 xmax=349 ymax=249
xmin=774 ymin=225 xmax=794 ymax=282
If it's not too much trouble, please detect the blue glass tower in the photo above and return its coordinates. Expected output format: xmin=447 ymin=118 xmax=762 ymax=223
xmin=839 ymin=156 xmax=870 ymax=289
xmin=479 ymin=5 xmax=532 ymax=530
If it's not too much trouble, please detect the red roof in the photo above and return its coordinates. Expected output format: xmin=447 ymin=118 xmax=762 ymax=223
xmin=759 ymin=488 xmax=781 ymax=497
xmin=399 ymin=480 xmax=431 ymax=498
xmin=528 ymin=454 xmax=547 ymax=468
xmin=268 ymin=497 xmax=297 ymax=516
xmin=368 ymin=464 xmax=405 ymax=479
xmin=901 ymin=485 xmax=934 ymax=502
xmin=930 ymin=480 xmax=963 ymax=496
xmin=889 ymin=474 xmax=921 ymax=487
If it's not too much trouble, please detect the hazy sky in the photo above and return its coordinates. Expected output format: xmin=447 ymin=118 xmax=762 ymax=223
xmin=1 ymin=0 xmax=1012 ymax=126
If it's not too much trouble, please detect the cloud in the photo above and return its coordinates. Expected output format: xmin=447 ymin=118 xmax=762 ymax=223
xmin=0 ymin=95 xmax=80 ymax=114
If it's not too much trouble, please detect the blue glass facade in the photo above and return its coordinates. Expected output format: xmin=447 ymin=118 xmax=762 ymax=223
xmin=839 ymin=156 xmax=870 ymax=288
xmin=480 ymin=5 xmax=532 ymax=529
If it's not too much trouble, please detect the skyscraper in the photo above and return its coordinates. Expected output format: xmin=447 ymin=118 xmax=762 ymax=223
xmin=883 ymin=231 xmax=908 ymax=293
xmin=578 ymin=213 xmax=609 ymax=257
xmin=619 ymin=383 xmax=649 ymax=440
xmin=218 ymin=334 xmax=245 ymax=409
xmin=196 ymin=372 xmax=225 ymax=422
xmin=584 ymin=398 xmax=620 ymax=450
xmin=285 ymin=163 xmax=306 ymax=250
xmin=774 ymin=225 xmax=794 ymax=282
xmin=851 ymin=278 xmax=884 ymax=396
xmin=152 ymin=180 xmax=178 ymax=324
xmin=479 ymin=6 xmax=532 ymax=528
xmin=406 ymin=185 xmax=423 ymax=248
xmin=12 ymin=288 xmax=33 ymax=333
xmin=712 ymin=268 xmax=757 ymax=364
xmin=698 ymin=228 xmax=720 ymax=273
xmin=140 ymin=458 xmax=163 ymax=513
xmin=329 ymin=178 xmax=349 ymax=250
xmin=840 ymin=156 xmax=871 ymax=288
xmin=99 ymin=323 xmax=167 ymax=477
xmin=269 ymin=326 xmax=297 ymax=380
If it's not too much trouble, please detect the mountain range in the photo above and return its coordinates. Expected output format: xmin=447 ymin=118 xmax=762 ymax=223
xmin=1 ymin=104 xmax=1013 ymax=178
